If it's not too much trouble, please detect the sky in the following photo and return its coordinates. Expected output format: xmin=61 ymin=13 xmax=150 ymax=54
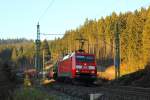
xmin=0 ymin=0 xmax=150 ymax=40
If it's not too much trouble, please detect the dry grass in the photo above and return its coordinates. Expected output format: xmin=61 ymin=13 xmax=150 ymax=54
xmin=97 ymin=64 xmax=143 ymax=80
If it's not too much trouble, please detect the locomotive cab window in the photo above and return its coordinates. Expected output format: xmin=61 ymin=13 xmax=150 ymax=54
xmin=86 ymin=56 xmax=95 ymax=62
xmin=76 ymin=56 xmax=85 ymax=62
xmin=76 ymin=55 xmax=95 ymax=62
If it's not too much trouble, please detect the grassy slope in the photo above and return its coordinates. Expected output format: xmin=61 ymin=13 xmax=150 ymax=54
xmin=13 ymin=87 xmax=55 ymax=100
xmin=97 ymin=63 xmax=150 ymax=87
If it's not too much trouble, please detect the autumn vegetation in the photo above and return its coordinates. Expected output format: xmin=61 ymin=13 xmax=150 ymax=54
xmin=0 ymin=7 xmax=150 ymax=80
xmin=50 ymin=7 xmax=150 ymax=78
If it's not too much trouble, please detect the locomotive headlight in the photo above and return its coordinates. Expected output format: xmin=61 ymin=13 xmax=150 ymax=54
xmin=76 ymin=65 xmax=82 ymax=69
xmin=88 ymin=66 xmax=95 ymax=70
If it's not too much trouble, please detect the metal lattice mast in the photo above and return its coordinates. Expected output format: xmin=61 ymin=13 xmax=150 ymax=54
xmin=114 ymin=22 xmax=120 ymax=79
xmin=35 ymin=22 xmax=41 ymax=72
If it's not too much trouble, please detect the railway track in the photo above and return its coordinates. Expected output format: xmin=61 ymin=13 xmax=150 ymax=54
xmin=104 ymin=85 xmax=150 ymax=95
xmin=43 ymin=82 xmax=150 ymax=100
xmin=36 ymin=83 xmax=82 ymax=100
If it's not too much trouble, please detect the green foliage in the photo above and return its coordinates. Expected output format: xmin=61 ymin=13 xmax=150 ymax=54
xmin=13 ymin=87 xmax=55 ymax=100
xmin=0 ymin=40 xmax=35 ymax=69
xmin=0 ymin=48 xmax=12 ymax=62
xmin=41 ymin=39 xmax=51 ymax=62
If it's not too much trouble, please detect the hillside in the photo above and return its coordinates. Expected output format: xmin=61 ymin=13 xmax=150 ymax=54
xmin=49 ymin=6 xmax=150 ymax=76
xmin=108 ymin=64 xmax=150 ymax=87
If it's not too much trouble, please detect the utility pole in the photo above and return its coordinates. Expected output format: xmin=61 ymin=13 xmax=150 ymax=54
xmin=43 ymin=50 xmax=45 ymax=79
xmin=35 ymin=22 xmax=41 ymax=72
xmin=114 ymin=22 xmax=120 ymax=79
xmin=88 ymin=40 xmax=89 ymax=53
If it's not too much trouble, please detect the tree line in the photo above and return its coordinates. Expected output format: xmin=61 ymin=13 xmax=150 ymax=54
xmin=0 ymin=39 xmax=51 ymax=70
xmin=1 ymin=6 xmax=150 ymax=74
xmin=50 ymin=7 xmax=150 ymax=74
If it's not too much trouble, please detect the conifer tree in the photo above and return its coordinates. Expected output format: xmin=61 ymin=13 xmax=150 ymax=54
xmin=143 ymin=11 xmax=150 ymax=65
xmin=41 ymin=39 xmax=51 ymax=63
xmin=11 ymin=48 xmax=18 ymax=62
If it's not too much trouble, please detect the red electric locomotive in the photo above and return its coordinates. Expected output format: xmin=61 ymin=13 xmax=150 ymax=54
xmin=54 ymin=50 xmax=97 ymax=83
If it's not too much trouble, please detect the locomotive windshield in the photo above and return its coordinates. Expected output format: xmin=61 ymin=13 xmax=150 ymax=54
xmin=76 ymin=55 xmax=95 ymax=62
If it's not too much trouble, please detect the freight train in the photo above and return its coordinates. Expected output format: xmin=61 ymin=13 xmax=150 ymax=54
xmin=53 ymin=50 xmax=97 ymax=83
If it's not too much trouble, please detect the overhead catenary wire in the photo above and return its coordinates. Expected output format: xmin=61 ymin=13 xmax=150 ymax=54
xmin=41 ymin=33 xmax=64 ymax=39
xmin=38 ymin=0 xmax=55 ymax=22
xmin=41 ymin=33 xmax=64 ymax=35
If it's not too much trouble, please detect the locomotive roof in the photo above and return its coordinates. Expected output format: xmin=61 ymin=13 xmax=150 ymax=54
xmin=62 ymin=52 xmax=75 ymax=60
xmin=75 ymin=51 xmax=95 ymax=56
xmin=62 ymin=51 xmax=94 ymax=60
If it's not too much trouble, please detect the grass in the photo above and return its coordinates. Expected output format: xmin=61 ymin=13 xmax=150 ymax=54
xmin=97 ymin=63 xmax=145 ymax=80
xmin=13 ymin=87 xmax=55 ymax=100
